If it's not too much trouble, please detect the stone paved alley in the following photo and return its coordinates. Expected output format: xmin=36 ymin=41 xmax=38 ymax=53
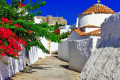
xmin=7 ymin=53 xmax=80 ymax=80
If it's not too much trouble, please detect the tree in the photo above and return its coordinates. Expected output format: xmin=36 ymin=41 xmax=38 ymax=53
xmin=54 ymin=22 xmax=64 ymax=29
xmin=0 ymin=0 xmax=61 ymax=54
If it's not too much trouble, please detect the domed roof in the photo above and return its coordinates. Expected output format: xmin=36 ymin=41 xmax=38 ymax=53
xmin=78 ymin=4 xmax=115 ymax=16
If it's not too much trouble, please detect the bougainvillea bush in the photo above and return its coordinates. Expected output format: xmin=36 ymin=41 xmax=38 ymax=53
xmin=0 ymin=0 xmax=61 ymax=55
xmin=0 ymin=18 xmax=27 ymax=65
xmin=58 ymin=31 xmax=70 ymax=40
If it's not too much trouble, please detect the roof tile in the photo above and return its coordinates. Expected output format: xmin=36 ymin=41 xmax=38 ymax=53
xmin=73 ymin=28 xmax=101 ymax=36
xmin=78 ymin=4 xmax=115 ymax=16
xmin=80 ymin=25 xmax=101 ymax=29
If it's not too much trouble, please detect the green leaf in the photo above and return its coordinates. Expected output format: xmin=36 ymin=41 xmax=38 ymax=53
xmin=4 ymin=41 xmax=8 ymax=47
xmin=2 ymin=61 xmax=9 ymax=66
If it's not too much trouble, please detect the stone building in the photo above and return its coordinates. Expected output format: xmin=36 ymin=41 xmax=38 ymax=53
xmin=35 ymin=15 xmax=67 ymax=25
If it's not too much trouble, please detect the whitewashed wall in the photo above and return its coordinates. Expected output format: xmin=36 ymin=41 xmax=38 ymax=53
xmin=38 ymin=37 xmax=50 ymax=58
xmin=29 ymin=37 xmax=51 ymax=59
xmin=0 ymin=44 xmax=50 ymax=80
xmin=58 ymin=39 xmax=69 ymax=61
xmin=85 ymin=27 xmax=100 ymax=33
xmin=68 ymin=31 xmax=89 ymax=40
xmin=0 ymin=37 xmax=53 ymax=79
xmin=80 ymin=13 xmax=120 ymax=80
xmin=51 ymin=42 xmax=58 ymax=52
xmin=0 ymin=45 xmax=26 ymax=80
xmin=59 ymin=25 xmax=70 ymax=29
xmin=70 ymin=23 xmax=77 ymax=29
xmin=29 ymin=46 xmax=39 ymax=65
xmin=90 ymin=36 xmax=100 ymax=51
xmin=58 ymin=31 xmax=98 ymax=62
xmin=68 ymin=39 xmax=92 ymax=72
xmin=58 ymin=32 xmax=89 ymax=62
xmin=78 ymin=13 xmax=112 ymax=28
xmin=60 ymin=29 xmax=71 ymax=34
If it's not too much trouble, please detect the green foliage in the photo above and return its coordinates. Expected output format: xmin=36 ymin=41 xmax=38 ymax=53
xmin=54 ymin=22 xmax=64 ymax=29
xmin=2 ymin=61 xmax=9 ymax=66
xmin=0 ymin=0 xmax=61 ymax=54
xmin=58 ymin=31 xmax=70 ymax=40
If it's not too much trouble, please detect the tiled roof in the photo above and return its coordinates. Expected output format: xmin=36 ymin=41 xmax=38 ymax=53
xmin=80 ymin=25 xmax=100 ymax=29
xmin=73 ymin=28 xmax=101 ymax=36
xmin=78 ymin=4 xmax=115 ymax=16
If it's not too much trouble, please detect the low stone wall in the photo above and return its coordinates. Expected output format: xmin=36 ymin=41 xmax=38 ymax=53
xmin=80 ymin=13 xmax=120 ymax=80
xmin=0 ymin=45 xmax=26 ymax=80
xmin=68 ymin=39 xmax=92 ymax=72
xmin=0 ymin=45 xmax=49 ymax=80
xmin=37 ymin=48 xmax=50 ymax=58
xmin=58 ymin=39 xmax=69 ymax=61
xmin=51 ymin=42 xmax=58 ymax=53
xmin=29 ymin=46 xmax=39 ymax=65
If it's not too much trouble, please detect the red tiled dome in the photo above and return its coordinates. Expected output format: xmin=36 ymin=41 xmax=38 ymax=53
xmin=78 ymin=4 xmax=115 ymax=16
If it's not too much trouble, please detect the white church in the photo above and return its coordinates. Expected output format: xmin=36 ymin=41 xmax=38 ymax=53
xmin=58 ymin=0 xmax=116 ymax=72
xmin=68 ymin=1 xmax=115 ymax=50
xmin=70 ymin=1 xmax=115 ymax=36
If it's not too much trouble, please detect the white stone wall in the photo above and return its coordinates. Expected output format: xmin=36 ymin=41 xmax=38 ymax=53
xmin=58 ymin=39 xmax=69 ymax=61
xmin=50 ymin=28 xmax=71 ymax=53
xmin=29 ymin=46 xmax=50 ymax=65
xmin=59 ymin=30 xmax=99 ymax=63
xmin=50 ymin=42 xmax=58 ymax=52
xmin=85 ymin=27 xmax=100 ymax=33
xmin=78 ymin=13 xmax=112 ymax=28
xmin=59 ymin=25 xmax=70 ymax=29
xmin=60 ymin=29 xmax=71 ymax=34
xmin=29 ymin=46 xmax=39 ymax=65
xmin=68 ymin=31 xmax=89 ymax=40
xmin=70 ymin=24 xmax=77 ymax=29
xmin=0 ymin=44 xmax=50 ymax=80
xmin=80 ymin=13 xmax=120 ymax=80
xmin=90 ymin=36 xmax=101 ymax=51
xmin=68 ymin=39 xmax=92 ymax=72
xmin=58 ymin=31 xmax=89 ymax=62
xmin=39 ymin=37 xmax=51 ymax=57
xmin=0 ymin=45 xmax=26 ymax=80
xmin=0 ymin=36 xmax=53 ymax=79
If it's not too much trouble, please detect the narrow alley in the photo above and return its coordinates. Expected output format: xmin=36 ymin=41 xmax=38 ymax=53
xmin=7 ymin=53 xmax=80 ymax=80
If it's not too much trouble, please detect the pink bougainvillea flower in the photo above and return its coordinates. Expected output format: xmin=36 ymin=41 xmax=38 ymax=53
xmin=19 ymin=3 xmax=25 ymax=7
xmin=13 ymin=24 xmax=22 ymax=29
xmin=1 ymin=18 xmax=11 ymax=24
xmin=27 ymin=30 xmax=31 ymax=34
xmin=0 ymin=52 xmax=6 ymax=57
xmin=0 ymin=27 xmax=27 ymax=57
xmin=1 ymin=18 xmax=8 ymax=23
xmin=8 ymin=20 xmax=11 ymax=23
xmin=0 ymin=18 xmax=27 ymax=59
xmin=53 ymin=29 xmax=60 ymax=35
xmin=0 ymin=40 xmax=2 ymax=44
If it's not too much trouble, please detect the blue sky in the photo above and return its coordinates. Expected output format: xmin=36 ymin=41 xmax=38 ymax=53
xmin=7 ymin=0 xmax=120 ymax=25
